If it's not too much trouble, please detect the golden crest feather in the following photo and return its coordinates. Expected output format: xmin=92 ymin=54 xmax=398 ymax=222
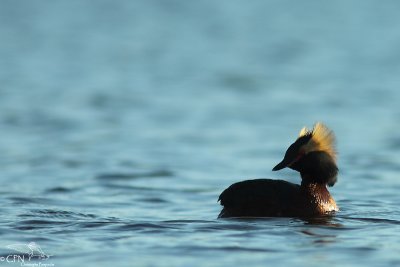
xmin=298 ymin=122 xmax=337 ymax=161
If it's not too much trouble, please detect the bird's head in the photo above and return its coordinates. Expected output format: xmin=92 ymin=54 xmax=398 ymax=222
xmin=272 ymin=122 xmax=338 ymax=186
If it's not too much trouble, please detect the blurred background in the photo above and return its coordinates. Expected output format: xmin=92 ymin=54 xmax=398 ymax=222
xmin=1 ymin=1 xmax=400 ymax=266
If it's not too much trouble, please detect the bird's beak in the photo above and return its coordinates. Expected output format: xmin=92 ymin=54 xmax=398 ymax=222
xmin=272 ymin=158 xmax=290 ymax=171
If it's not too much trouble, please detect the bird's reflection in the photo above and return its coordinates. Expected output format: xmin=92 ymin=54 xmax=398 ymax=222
xmin=301 ymin=215 xmax=343 ymax=227
xmin=297 ymin=215 xmax=344 ymax=244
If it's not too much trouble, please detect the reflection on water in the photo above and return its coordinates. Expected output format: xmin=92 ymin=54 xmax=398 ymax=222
xmin=1 ymin=0 xmax=400 ymax=266
xmin=302 ymin=216 xmax=343 ymax=228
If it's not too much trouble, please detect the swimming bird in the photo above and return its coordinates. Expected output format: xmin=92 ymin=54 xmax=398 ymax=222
xmin=218 ymin=122 xmax=339 ymax=218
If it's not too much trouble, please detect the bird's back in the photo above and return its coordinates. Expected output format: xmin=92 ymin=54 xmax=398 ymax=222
xmin=218 ymin=179 xmax=303 ymax=218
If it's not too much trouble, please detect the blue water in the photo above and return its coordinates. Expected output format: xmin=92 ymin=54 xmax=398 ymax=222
xmin=1 ymin=1 xmax=400 ymax=266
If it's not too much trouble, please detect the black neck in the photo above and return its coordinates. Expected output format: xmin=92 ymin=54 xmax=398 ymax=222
xmin=291 ymin=151 xmax=338 ymax=186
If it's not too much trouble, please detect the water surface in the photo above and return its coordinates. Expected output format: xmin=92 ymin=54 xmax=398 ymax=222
xmin=1 ymin=1 xmax=400 ymax=266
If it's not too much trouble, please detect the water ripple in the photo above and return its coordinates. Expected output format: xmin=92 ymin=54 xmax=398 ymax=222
xmin=14 ymin=219 xmax=68 ymax=230
xmin=95 ymin=170 xmax=174 ymax=180
xmin=45 ymin=187 xmax=78 ymax=193
xmin=342 ymin=216 xmax=400 ymax=225
xmin=113 ymin=222 xmax=179 ymax=231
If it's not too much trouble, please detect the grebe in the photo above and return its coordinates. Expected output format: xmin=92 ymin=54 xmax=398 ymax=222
xmin=218 ymin=122 xmax=339 ymax=218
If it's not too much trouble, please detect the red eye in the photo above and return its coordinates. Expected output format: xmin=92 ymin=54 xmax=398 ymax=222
xmin=295 ymin=154 xmax=303 ymax=162
xmin=289 ymin=152 xmax=305 ymax=166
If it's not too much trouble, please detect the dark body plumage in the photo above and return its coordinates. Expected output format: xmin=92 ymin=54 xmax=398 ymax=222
xmin=219 ymin=179 xmax=300 ymax=217
xmin=218 ymin=123 xmax=339 ymax=218
xmin=218 ymin=178 xmax=336 ymax=218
